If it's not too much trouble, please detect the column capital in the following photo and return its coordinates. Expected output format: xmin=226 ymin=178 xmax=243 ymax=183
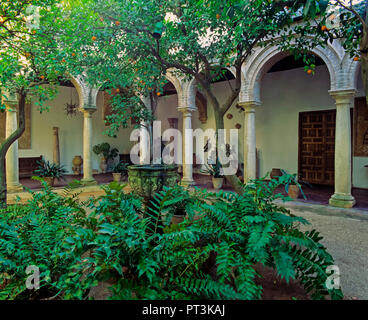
xmin=238 ymin=101 xmax=261 ymax=112
xmin=178 ymin=107 xmax=196 ymax=116
xmin=329 ymin=89 xmax=356 ymax=103
xmin=81 ymin=105 xmax=97 ymax=116
xmin=2 ymin=92 xmax=18 ymax=111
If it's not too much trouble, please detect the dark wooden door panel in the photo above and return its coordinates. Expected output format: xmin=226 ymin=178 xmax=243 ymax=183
xmin=299 ymin=110 xmax=336 ymax=185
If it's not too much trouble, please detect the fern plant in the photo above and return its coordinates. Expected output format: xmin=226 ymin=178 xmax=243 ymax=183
xmin=0 ymin=181 xmax=88 ymax=300
xmin=0 ymin=176 xmax=343 ymax=300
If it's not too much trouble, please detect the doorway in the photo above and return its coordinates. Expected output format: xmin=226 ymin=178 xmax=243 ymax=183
xmin=298 ymin=110 xmax=336 ymax=185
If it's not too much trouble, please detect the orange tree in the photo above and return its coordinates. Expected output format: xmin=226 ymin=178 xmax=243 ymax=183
xmin=0 ymin=0 xmax=97 ymax=204
xmin=78 ymin=0 xmax=354 ymax=192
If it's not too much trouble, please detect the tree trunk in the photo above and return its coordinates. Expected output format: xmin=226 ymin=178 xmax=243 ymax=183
xmin=0 ymin=92 xmax=26 ymax=206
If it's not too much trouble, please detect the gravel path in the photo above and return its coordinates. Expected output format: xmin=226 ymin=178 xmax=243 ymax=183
xmin=283 ymin=203 xmax=368 ymax=300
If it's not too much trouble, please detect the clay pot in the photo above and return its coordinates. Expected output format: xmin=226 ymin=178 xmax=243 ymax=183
xmin=112 ymin=172 xmax=121 ymax=182
xmin=72 ymin=156 xmax=83 ymax=175
xmin=212 ymin=177 xmax=224 ymax=190
xmin=270 ymin=168 xmax=282 ymax=180
xmin=44 ymin=177 xmax=55 ymax=187
xmin=288 ymin=185 xmax=300 ymax=199
xmin=73 ymin=155 xmax=83 ymax=167
xmin=100 ymin=157 xmax=108 ymax=173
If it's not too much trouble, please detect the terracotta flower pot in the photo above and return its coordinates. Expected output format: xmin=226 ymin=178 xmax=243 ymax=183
xmin=44 ymin=177 xmax=55 ymax=187
xmin=288 ymin=185 xmax=300 ymax=199
xmin=112 ymin=172 xmax=122 ymax=182
xmin=212 ymin=177 xmax=224 ymax=190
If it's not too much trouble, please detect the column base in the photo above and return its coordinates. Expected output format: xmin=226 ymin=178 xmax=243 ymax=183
xmin=329 ymin=193 xmax=356 ymax=208
xmin=7 ymin=183 xmax=24 ymax=193
xmin=81 ymin=178 xmax=98 ymax=186
xmin=180 ymin=178 xmax=196 ymax=187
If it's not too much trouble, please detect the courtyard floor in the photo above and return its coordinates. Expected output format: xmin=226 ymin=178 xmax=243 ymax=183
xmin=13 ymin=173 xmax=368 ymax=210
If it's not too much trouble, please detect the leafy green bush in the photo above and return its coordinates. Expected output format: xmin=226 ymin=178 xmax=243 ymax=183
xmin=34 ymin=159 xmax=67 ymax=179
xmin=0 ymin=181 xmax=88 ymax=300
xmin=0 ymin=177 xmax=343 ymax=300
xmin=58 ymin=178 xmax=343 ymax=300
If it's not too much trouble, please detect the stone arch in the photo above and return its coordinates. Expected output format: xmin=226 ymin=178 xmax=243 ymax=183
xmin=341 ymin=52 xmax=361 ymax=91
xmin=240 ymin=43 xmax=341 ymax=103
xmin=166 ymin=69 xmax=197 ymax=111
xmin=68 ymin=74 xmax=101 ymax=109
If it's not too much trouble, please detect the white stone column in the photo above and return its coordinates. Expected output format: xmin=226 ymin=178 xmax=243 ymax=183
xmin=139 ymin=121 xmax=150 ymax=165
xmin=239 ymin=101 xmax=259 ymax=183
xmin=81 ymin=108 xmax=97 ymax=185
xmin=329 ymin=89 xmax=356 ymax=208
xmin=178 ymin=108 xmax=195 ymax=186
xmin=5 ymin=100 xmax=23 ymax=193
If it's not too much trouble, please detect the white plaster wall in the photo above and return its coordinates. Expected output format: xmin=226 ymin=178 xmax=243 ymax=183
xmin=19 ymin=86 xmax=135 ymax=174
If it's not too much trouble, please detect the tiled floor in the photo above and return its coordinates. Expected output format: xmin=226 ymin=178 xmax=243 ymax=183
xmin=17 ymin=173 xmax=368 ymax=211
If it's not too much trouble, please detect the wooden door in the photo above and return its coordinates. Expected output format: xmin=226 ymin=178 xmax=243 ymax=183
xmin=298 ymin=110 xmax=336 ymax=185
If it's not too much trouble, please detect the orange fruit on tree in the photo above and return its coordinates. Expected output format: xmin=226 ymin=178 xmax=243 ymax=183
xmin=216 ymin=14 xmax=221 ymax=19
xmin=83 ymin=53 xmax=87 ymax=57
xmin=72 ymin=53 xmax=76 ymax=57
xmin=157 ymin=92 xmax=161 ymax=96
xmin=115 ymin=21 xmax=120 ymax=26
xmin=40 ymin=75 xmax=45 ymax=80
xmin=62 ymin=58 xmax=66 ymax=63
xmin=92 ymin=36 xmax=97 ymax=41
xmin=116 ymin=88 xmax=120 ymax=93
xmin=307 ymin=69 xmax=313 ymax=74
xmin=321 ymin=25 xmax=328 ymax=31
xmin=226 ymin=62 xmax=230 ymax=67
xmin=354 ymin=56 xmax=360 ymax=61
xmin=32 ymin=30 xmax=36 ymax=34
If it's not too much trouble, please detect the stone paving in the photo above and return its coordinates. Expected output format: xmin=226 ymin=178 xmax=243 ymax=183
xmin=280 ymin=201 xmax=368 ymax=300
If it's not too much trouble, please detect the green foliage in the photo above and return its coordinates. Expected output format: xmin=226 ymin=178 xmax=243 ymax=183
xmin=92 ymin=143 xmax=119 ymax=161
xmin=279 ymin=169 xmax=311 ymax=200
xmin=0 ymin=181 xmax=87 ymax=300
xmin=112 ymin=161 xmax=128 ymax=174
xmin=58 ymin=177 xmax=342 ymax=300
xmin=34 ymin=159 xmax=67 ymax=179
xmin=0 ymin=176 xmax=343 ymax=300
xmin=203 ymin=159 xmax=223 ymax=178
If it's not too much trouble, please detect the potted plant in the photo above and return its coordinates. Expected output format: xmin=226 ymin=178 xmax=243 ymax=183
xmin=280 ymin=170 xmax=310 ymax=200
xmin=112 ymin=161 xmax=128 ymax=182
xmin=34 ymin=159 xmax=67 ymax=187
xmin=203 ymin=159 xmax=224 ymax=190
xmin=93 ymin=143 xmax=119 ymax=173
